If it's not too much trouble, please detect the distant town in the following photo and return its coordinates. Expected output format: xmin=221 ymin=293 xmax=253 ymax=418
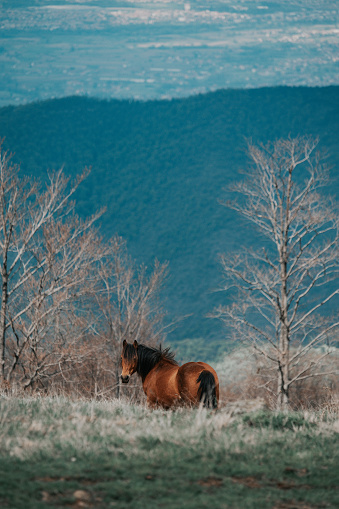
xmin=0 ymin=0 xmax=338 ymax=105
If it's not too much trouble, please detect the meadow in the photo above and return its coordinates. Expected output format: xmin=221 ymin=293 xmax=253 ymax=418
xmin=0 ymin=395 xmax=338 ymax=508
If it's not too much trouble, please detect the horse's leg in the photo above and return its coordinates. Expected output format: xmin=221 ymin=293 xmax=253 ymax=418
xmin=147 ymin=397 xmax=158 ymax=409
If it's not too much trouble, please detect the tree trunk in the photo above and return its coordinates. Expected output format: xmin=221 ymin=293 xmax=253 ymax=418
xmin=115 ymin=364 xmax=120 ymax=399
xmin=278 ymin=251 xmax=290 ymax=410
xmin=277 ymin=357 xmax=289 ymax=410
xmin=0 ymin=255 xmax=8 ymax=383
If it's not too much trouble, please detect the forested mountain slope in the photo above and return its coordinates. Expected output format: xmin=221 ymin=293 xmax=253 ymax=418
xmin=0 ymin=86 xmax=338 ymax=355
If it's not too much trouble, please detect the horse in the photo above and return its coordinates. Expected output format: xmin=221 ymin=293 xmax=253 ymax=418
xmin=120 ymin=339 xmax=219 ymax=409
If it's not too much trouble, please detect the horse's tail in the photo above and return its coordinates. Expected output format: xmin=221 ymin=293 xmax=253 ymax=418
xmin=197 ymin=370 xmax=218 ymax=409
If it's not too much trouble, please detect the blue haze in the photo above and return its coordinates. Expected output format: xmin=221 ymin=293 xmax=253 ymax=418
xmin=0 ymin=0 xmax=338 ymax=106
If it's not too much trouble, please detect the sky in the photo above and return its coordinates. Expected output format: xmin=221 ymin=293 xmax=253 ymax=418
xmin=0 ymin=0 xmax=338 ymax=106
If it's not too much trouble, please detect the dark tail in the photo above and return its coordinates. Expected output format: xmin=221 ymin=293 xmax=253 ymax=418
xmin=197 ymin=370 xmax=218 ymax=409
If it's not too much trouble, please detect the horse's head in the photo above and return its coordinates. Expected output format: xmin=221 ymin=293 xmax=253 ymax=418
xmin=121 ymin=339 xmax=138 ymax=384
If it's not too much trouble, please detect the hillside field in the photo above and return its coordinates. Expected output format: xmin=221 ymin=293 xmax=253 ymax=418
xmin=0 ymin=396 xmax=338 ymax=508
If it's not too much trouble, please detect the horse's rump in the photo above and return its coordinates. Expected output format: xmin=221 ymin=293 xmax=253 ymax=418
xmin=177 ymin=362 xmax=219 ymax=408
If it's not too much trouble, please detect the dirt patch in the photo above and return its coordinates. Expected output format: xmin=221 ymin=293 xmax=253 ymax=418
xmin=73 ymin=490 xmax=92 ymax=502
xmin=198 ymin=476 xmax=223 ymax=487
xmin=37 ymin=477 xmax=64 ymax=482
xmin=40 ymin=488 xmax=103 ymax=508
xmin=272 ymin=480 xmax=312 ymax=491
xmin=230 ymin=475 xmax=312 ymax=492
xmin=37 ymin=476 xmax=102 ymax=485
xmin=231 ymin=476 xmax=261 ymax=489
xmin=284 ymin=467 xmax=309 ymax=477
xmin=273 ymin=501 xmax=318 ymax=509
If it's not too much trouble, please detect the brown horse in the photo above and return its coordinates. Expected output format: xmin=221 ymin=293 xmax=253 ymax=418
xmin=120 ymin=340 xmax=219 ymax=409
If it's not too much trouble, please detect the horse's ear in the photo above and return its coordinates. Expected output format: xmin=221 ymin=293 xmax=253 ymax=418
xmin=133 ymin=340 xmax=138 ymax=349
xmin=123 ymin=339 xmax=127 ymax=347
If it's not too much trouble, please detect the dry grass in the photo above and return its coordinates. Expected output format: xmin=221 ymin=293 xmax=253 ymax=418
xmin=0 ymin=394 xmax=338 ymax=462
xmin=1 ymin=395 xmax=338 ymax=509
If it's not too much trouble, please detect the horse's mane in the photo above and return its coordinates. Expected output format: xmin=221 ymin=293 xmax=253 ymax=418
xmin=137 ymin=343 xmax=178 ymax=381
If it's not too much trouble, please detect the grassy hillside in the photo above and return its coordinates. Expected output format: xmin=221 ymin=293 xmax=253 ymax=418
xmin=0 ymin=396 xmax=338 ymax=508
xmin=0 ymin=86 xmax=338 ymax=349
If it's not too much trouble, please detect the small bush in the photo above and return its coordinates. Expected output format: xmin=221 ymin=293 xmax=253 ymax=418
xmin=216 ymin=346 xmax=339 ymax=411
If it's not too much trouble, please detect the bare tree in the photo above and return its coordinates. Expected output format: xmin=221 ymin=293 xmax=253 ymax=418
xmin=215 ymin=137 xmax=339 ymax=409
xmin=94 ymin=238 xmax=168 ymax=398
xmin=0 ymin=143 xmax=104 ymax=387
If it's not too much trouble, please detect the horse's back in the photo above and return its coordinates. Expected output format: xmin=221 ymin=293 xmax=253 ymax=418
xmin=177 ymin=361 xmax=219 ymax=407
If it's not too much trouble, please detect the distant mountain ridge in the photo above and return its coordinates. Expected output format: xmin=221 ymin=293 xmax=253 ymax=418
xmin=0 ymin=86 xmax=338 ymax=356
